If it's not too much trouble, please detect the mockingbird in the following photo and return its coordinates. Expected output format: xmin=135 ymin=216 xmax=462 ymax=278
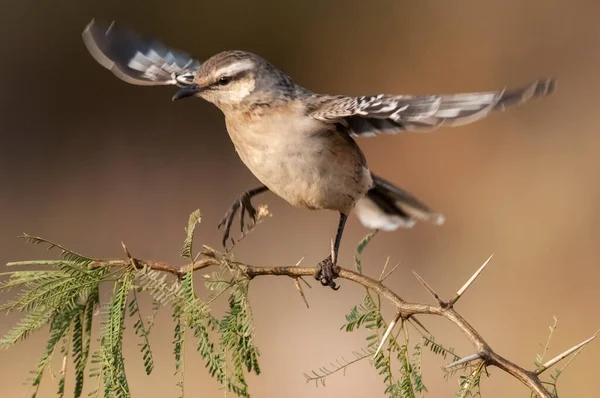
xmin=82 ymin=20 xmax=555 ymax=289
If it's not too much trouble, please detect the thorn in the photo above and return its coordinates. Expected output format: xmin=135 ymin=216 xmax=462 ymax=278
xmin=121 ymin=241 xmax=132 ymax=259
xmin=381 ymin=261 xmax=402 ymax=282
xmin=408 ymin=316 xmax=430 ymax=335
xmin=412 ymin=270 xmax=445 ymax=305
xmin=121 ymin=241 xmax=137 ymax=269
xmin=193 ymin=251 xmax=202 ymax=263
xmin=378 ymin=256 xmax=391 ymax=281
xmin=451 ymin=254 xmax=494 ymax=305
xmin=536 ymin=331 xmax=599 ymax=374
xmin=299 ymin=276 xmax=312 ymax=289
xmin=293 ymin=256 xmax=312 ymax=288
xmin=374 ymin=312 xmax=402 ymax=358
xmin=295 ymin=255 xmax=306 ymax=267
xmin=446 ymin=353 xmax=482 ymax=369
xmin=293 ymin=278 xmax=310 ymax=309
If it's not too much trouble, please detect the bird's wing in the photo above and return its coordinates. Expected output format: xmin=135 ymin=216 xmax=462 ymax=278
xmin=82 ymin=19 xmax=201 ymax=86
xmin=307 ymin=79 xmax=555 ymax=137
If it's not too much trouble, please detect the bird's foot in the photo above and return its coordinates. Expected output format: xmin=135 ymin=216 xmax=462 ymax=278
xmin=314 ymin=255 xmax=341 ymax=290
xmin=217 ymin=191 xmax=258 ymax=249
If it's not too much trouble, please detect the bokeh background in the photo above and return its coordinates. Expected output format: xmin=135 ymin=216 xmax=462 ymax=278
xmin=1 ymin=0 xmax=599 ymax=396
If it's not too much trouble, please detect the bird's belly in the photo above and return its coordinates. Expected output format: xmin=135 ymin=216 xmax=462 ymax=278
xmin=234 ymin=133 xmax=371 ymax=213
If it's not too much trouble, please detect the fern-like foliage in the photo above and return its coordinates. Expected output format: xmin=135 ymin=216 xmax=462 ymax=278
xmin=456 ymin=363 xmax=484 ymax=398
xmin=422 ymin=335 xmax=460 ymax=362
xmin=181 ymin=209 xmax=201 ymax=261
xmin=29 ymin=305 xmax=80 ymax=398
xmin=535 ymin=316 xmax=559 ymax=369
xmin=179 ymin=270 xmax=225 ymax=381
xmin=354 ymin=230 xmax=378 ymax=274
xmin=18 ymin=234 xmax=97 ymax=267
xmin=137 ymin=265 xmax=184 ymax=307
xmin=304 ymin=347 xmax=375 ymax=386
xmin=173 ymin=305 xmax=186 ymax=398
xmin=73 ymin=289 xmax=98 ymax=398
xmin=410 ymin=343 xmax=427 ymax=395
xmin=0 ymin=262 xmax=108 ymax=346
xmin=531 ymin=316 xmax=586 ymax=398
xmin=309 ymin=232 xmax=433 ymax=398
xmin=98 ymin=269 xmax=134 ymax=398
xmin=220 ymin=281 xmax=261 ymax=397
xmin=0 ymin=242 xmax=106 ymax=397
xmin=129 ymin=291 xmax=154 ymax=375
xmin=310 ymin=289 xmax=429 ymax=397
xmin=342 ymin=300 xmax=379 ymax=332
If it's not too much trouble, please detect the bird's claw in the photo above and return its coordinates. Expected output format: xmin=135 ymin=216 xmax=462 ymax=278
xmin=217 ymin=192 xmax=258 ymax=249
xmin=314 ymin=255 xmax=341 ymax=290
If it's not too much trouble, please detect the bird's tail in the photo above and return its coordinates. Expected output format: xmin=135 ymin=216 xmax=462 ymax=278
xmin=354 ymin=174 xmax=444 ymax=231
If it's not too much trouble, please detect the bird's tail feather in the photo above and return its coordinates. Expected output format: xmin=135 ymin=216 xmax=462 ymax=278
xmin=354 ymin=174 xmax=444 ymax=231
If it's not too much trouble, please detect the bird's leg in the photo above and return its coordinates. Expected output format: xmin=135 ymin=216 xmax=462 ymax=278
xmin=218 ymin=185 xmax=269 ymax=248
xmin=315 ymin=213 xmax=348 ymax=290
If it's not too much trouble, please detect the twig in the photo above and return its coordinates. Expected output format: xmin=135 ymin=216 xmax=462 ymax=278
xmin=9 ymin=250 xmax=575 ymax=398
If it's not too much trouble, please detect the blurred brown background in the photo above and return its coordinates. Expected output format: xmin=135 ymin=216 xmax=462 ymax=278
xmin=1 ymin=0 xmax=599 ymax=396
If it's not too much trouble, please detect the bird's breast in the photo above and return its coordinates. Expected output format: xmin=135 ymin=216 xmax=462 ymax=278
xmin=225 ymin=110 xmax=371 ymax=213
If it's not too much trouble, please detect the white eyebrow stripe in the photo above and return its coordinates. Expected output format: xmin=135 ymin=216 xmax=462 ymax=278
xmin=214 ymin=59 xmax=255 ymax=77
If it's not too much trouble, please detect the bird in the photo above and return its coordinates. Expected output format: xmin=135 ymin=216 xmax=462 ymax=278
xmin=81 ymin=19 xmax=556 ymax=290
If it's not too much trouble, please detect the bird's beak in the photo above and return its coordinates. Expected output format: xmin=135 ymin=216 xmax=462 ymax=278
xmin=172 ymin=84 xmax=203 ymax=101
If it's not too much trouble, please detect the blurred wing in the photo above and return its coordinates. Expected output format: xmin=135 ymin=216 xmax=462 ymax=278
xmin=82 ymin=19 xmax=201 ymax=86
xmin=308 ymin=79 xmax=556 ymax=137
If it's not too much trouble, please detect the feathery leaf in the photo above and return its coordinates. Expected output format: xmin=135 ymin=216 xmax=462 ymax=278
xmin=180 ymin=210 xmax=201 ymax=261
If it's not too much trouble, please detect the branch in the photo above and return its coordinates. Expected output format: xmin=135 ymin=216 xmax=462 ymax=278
xmin=11 ymin=250 xmax=556 ymax=397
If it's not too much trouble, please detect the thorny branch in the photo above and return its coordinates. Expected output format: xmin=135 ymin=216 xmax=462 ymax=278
xmin=9 ymin=247 xmax=590 ymax=398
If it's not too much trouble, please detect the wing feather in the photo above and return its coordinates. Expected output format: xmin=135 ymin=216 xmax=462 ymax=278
xmin=308 ymin=79 xmax=555 ymax=137
xmin=82 ymin=19 xmax=201 ymax=86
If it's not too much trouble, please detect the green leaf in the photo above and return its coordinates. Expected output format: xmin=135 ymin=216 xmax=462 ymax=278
xmin=180 ymin=210 xmax=202 ymax=261
xmin=18 ymin=234 xmax=96 ymax=267
xmin=129 ymin=292 xmax=154 ymax=375
xmin=534 ymin=316 xmax=559 ymax=369
xmin=219 ymin=281 xmax=260 ymax=397
xmin=28 ymin=306 xmax=80 ymax=396
xmin=99 ymin=270 xmax=134 ymax=398
xmin=73 ymin=289 xmax=99 ymax=398
xmin=354 ymin=230 xmax=378 ymax=274
xmin=303 ymin=347 xmax=374 ymax=386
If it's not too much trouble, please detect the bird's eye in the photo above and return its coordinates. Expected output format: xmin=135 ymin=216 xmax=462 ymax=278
xmin=218 ymin=76 xmax=231 ymax=86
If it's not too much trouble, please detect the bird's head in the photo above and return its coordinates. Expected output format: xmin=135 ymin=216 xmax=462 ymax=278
xmin=173 ymin=51 xmax=293 ymax=110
